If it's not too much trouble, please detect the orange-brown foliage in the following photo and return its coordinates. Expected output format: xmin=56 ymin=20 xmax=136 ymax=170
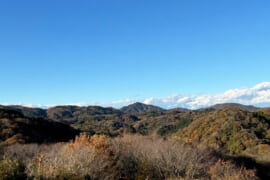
xmin=209 ymin=159 xmax=258 ymax=180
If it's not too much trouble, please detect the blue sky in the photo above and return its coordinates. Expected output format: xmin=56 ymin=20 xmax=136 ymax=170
xmin=0 ymin=0 xmax=270 ymax=107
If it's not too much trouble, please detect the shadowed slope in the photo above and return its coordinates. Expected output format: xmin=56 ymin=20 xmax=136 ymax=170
xmin=0 ymin=109 xmax=79 ymax=145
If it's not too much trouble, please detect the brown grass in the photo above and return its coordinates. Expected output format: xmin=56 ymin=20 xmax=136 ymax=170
xmin=209 ymin=159 xmax=258 ymax=180
xmin=2 ymin=134 xmax=259 ymax=180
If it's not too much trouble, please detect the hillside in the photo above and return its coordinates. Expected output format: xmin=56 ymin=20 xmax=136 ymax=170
xmin=120 ymin=102 xmax=165 ymax=113
xmin=166 ymin=107 xmax=190 ymax=113
xmin=256 ymin=107 xmax=270 ymax=115
xmin=177 ymin=107 xmax=270 ymax=154
xmin=0 ymin=105 xmax=47 ymax=118
xmin=46 ymin=106 xmax=122 ymax=124
xmin=0 ymin=104 xmax=270 ymax=179
xmin=0 ymin=105 xmax=122 ymax=121
xmin=1 ymin=104 xmax=184 ymax=137
xmin=0 ymin=109 xmax=79 ymax=145
xmin=207 ymin=103 xmax=259 ymax=111
xmin=0 ymin=103 xmax=267 ymax=139
xmin=57 ymin=110 xmax=195 ymax=137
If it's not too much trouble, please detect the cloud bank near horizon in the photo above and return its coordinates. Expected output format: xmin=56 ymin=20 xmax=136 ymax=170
xmin=2 ymin=82 xmax=270 ymax=109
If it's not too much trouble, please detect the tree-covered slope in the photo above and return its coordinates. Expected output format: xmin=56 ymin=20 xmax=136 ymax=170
xmin=0 ymin=109 xmax=79 ymax=145
xmin=120 ymin=102 xmax=165 ymax=113
xmin=177 ymin=107 xmax=270 ymax=154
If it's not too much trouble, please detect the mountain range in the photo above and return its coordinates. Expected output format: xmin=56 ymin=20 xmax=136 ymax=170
xmin=0 ymin=102 xmax=260 ymax=117
xmin=0 ymin=102 xmax=268 ymax=141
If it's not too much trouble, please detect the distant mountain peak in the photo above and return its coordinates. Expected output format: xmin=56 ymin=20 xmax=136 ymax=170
xmin=120 ymin=102 xmax=165 ymax=113
xmin=208 ymin=103 xmax=258 ymax=111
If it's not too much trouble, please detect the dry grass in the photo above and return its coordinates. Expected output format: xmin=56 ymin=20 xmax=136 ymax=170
xmin=209 ymin=159 xmax=258 ymax=180
xmin=2 ymin=134 xmax=259 ymax=180
xmin=26 ymin=133 xmax=119 ymax=180
xmin=111 ymin=134 xmax=218 ymax=179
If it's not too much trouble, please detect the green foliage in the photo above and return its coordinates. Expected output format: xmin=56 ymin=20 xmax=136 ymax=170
xmin=226 ymin=134 xmax=245 ymax=154
xmin=178 ymin=107 xmax=270 ymax=154
xmin=1 ymin=104 xmax=195 ymax=138
xmin=253 ymin=111 xmax=270 ymax=124
xmin=0 ymin=158 xmax=25 ymax=180
xmin=120 ymin=102 xmax=165 ymax=114
xmin=157 ymin=119 xmax=192 ymax=136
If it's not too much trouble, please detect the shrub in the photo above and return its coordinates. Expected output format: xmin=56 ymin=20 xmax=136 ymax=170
xmin=0 ymin=158 xmax=25 ymax=180
xmin=1 ymin=134 xmax=261 ymax=180
xmin=27 ymin=133 xmax=120 ymax=180
xmin=4 ymin=143 xmax=59 ymax=165
xmin=209 ymin=159 xmax=258 ymax=180
xmin=111 ymin=135 xmax=218 ymax=179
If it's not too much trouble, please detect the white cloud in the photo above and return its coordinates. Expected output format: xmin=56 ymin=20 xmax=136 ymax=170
xmin=114 ymin=82 xmax=270 ymax=109
xmin=93 ymin=99 xmax=139 ymax=108
xmin=2 ymin=82 xmax=270 ymax=109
